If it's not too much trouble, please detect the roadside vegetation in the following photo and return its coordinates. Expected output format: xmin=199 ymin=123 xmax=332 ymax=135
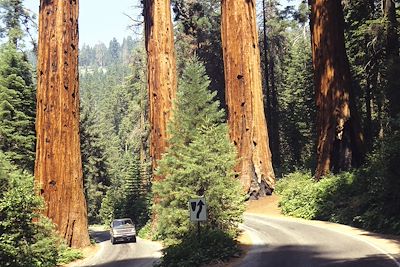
xmin=276 ymin=122 xmax=400 ymax=235
xmin=0 ymin=153 xmax=83 ymax=266
xmin=150 ymin=59 xmax=245 ymax=266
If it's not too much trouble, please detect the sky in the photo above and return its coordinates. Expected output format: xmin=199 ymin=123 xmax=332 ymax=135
xmin=23 ymin=0 xmax=300 ymax=48
xmin=23 ymin=0 xmax=141 ymax=47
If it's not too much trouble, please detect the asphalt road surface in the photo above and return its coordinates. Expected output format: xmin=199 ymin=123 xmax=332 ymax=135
xmin=239 ymin=214 xmax=400 ymax=267
xmin=73 ymin=216 xmax=400 ymax=267
xmin=75 ymin=229 xmax=162 ymax=267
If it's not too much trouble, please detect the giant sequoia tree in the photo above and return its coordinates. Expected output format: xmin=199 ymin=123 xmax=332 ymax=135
xmin=35 ymin=0 xmax=90 ymax=247
xmin=143 ymin=0 xmax=177 ymax=180
xmin=309 ymin=0 xmax=365 ymax=180
xmin=221 ymin=0 xmax=275 ymax=196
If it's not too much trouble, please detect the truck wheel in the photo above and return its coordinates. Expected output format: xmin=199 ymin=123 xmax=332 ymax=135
xmin=132 ymin=236 xmax=137 ymax=243
xmin=111 ymin=237 xmax=115 ymax=245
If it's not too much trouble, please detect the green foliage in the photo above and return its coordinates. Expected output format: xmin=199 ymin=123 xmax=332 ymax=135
xmin=277 ymin=127 xmax=400 ymax=234
xmin=80 ymin=43 xmax=151 ymax=227
xmin=279 ymin=30 xmax=315 ymax=172
xmin=57 ymin=244 xmax=83 ymax=265
xmin=0 ymin=0 xmax=36 ymax=47
xmin=137 ymin=221 xmax=153 ymax=240
xmin=0 ymin=153 xmax=58 ymax=267
xmin=156 ymin=229 xmax=241 ymax=267
xmin=153 ymin=58 xmax=245 ymax=246
xmin=80 ymin=89 xmax=109 ymax=224
xmin=0 ymin=43 xmax=35 ymax=172
xmin=276 ymin=172 xmax=355 ymax=220
xmin=172 ymin=0 xmax=225 ymax=108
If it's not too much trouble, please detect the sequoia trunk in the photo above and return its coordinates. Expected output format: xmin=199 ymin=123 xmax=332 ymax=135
xmin=221 ymin=0 xmax=275 ymax=197
xmin=35 ymin=0 xmax=90 ymax=247
xmin=309 ymin=0 xmax=365 ymax=180
xmin=143 ymin=0 xmax=177 ymax=180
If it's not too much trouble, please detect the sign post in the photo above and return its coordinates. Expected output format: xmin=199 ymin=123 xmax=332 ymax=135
xmin=189 ymin=197 xmax=207 ymax=239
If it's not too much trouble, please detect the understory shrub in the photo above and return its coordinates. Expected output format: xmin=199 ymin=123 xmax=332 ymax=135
xmin=57 ymin=244 xmax=84 ymax=265
xmin=156 ymin=229 xmax=241 ymax=267
xmin=275 ymin=171 xmax=355 ymax=221
xmin=277 ymin=126 xmax=400 ymax=234
xmin=0 ymin=153 xmax=58 ymax=267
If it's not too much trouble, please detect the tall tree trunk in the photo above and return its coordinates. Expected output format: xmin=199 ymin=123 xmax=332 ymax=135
xmin=35 ymin=0 xmax=90 ymax=248
xmin=143 ymin=0 xmax=177 ymax=181
xmin=262 ymin=0 xmax=271 ymax=128
xmin=309 ymin=0 xmax=365 ymax=180
xmin=269 ymin=51 xmax=281 ymax=168
xmin=384 ymin=0 xmax=400 ymax=120
xmin=364 ymin=75 xmax=373 ymax=149
xmin=221 ymin=0 xmax=275 ymax=197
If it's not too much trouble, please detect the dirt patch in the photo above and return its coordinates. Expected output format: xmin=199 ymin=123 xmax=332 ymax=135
xmin=245 ymin=193 xmax=283 ymax=217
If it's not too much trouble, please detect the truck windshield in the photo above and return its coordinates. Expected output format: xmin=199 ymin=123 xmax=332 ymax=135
xmin=112 ymin=219 xmax=133 ymax=227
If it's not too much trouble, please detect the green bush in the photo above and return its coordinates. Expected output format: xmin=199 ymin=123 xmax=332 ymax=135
xmin=156 ymin=229 xmax=241 ymax=267
xmin=57 ymin=244 xmax=84 ymax=265
xmin=276 ymin=172 xmax=355 ymax=220
xmin=0 ymin=154 xmax=59 ymax=267
xmin=276 ymin=128 xmax=400 ymax=235
xmin=153 ymin=59 xmax=245 ymax=245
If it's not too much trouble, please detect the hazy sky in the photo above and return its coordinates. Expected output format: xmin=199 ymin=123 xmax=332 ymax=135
xmin=23 ymin=0 xmax=141 ymax=47
xmin=23 ymin=0 xmax=300 ymax=47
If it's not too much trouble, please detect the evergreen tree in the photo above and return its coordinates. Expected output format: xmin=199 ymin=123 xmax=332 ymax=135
xmin=0 ymin=153 xmax=58 ymax=267
xmin=280 ymin=26 xmax=316 ymax=172
xmin=0 ymin=43 xmax=35 ymax=172
xmin=0 ymin=0 xmax=35 ymax=48
xmin=153 ymin=58 xmax=245 ymax=244
xmin=80 ymin=90 xmax=110 ymax=224
xmin=0 ymin=0 xmax=36 ymax=172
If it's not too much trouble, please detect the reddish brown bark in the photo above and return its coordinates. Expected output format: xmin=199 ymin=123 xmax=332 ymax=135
xmin=221 ymin=0 xmax=275 ymax=197
xmin=309 ymin=0 xmax=365 ymax=180
xmin=143 ymin=0 xmax=177 ymax=180
xmin=35 ymin=0 xmax=90 ymax=247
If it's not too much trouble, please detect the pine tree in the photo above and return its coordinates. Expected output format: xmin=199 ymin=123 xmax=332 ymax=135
xmin=153 ymin=59 xmax=245 ymax=244
xmin=80 ymin=90 xmax=109 ymax=224
xmin=280 ymin=29 xmax=315 ymax=172
xmin=0 ymin=37 xmax=35 ymax=172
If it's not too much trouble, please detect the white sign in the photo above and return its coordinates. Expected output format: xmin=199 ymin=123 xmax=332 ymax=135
xmin=189 ymin=197 xmax=207 ymax=222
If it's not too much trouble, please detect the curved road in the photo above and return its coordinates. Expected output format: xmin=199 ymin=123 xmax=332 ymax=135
xmin=74 ymin=229 xmax=162 ymax=267
xmin=239 ymin=214 xmax=400 ymax=267
xmin=73 ymin=215 xmax=400 ymax=267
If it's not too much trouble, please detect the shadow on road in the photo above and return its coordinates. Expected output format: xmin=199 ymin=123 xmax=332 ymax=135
xmin=236 ymin=244 xmax=400 ymax=267
xmin=89 ymin=229 xmax=110 ymax=243
xmin=80 ymin=257 xmax=159 ymax=267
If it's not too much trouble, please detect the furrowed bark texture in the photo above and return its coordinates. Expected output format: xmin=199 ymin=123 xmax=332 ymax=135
xmin=221 ymin=0 xmax=275 ymax=197
xmin=309 ymin=0 xmax=365 ymax=180
xmin=144 ymin=0 xmax=177 ymax=181
xmin=35 ymin=0 xmax=90 ymax=248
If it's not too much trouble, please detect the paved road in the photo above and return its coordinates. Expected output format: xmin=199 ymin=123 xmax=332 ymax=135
xmin=74 ymin=229 xmax=162 ymax=267
xmin=239 ymin=214 xmax=400 ymax=267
